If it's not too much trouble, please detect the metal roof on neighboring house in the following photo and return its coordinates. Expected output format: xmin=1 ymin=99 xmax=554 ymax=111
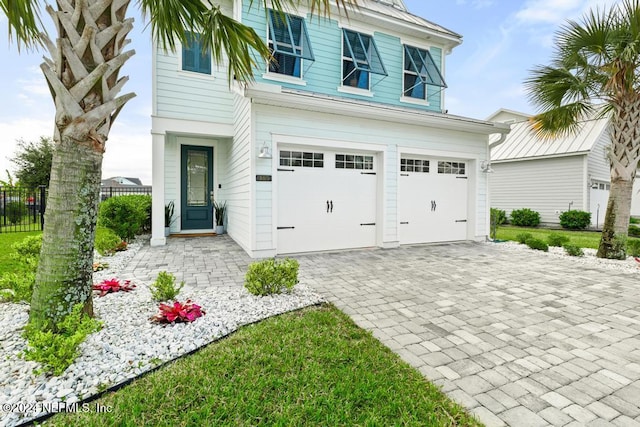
xmin=359 ymin=0 xmax=462 ymax=40
xmin=491 ymin=114 xmax=610 ymax=162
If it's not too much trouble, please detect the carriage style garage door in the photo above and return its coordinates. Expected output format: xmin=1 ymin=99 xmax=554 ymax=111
xmin=399 ymin=156 xmax=468 ymax=244
xmin=277 ymin=148 xmax=377 ymax=254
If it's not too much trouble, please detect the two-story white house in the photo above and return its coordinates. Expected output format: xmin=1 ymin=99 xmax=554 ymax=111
xmin=150 ymin=0 xmax=510 ymax=257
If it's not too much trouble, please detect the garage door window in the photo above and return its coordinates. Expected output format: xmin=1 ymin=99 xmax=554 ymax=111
xmin=401 ymin=158 xmax=429 ymax=173
xmin=336 ymin=154 xmax=374 ymax=170
xmin=437 ymin=161 xmax=465 ymax=175
xmin=280 ymin=151 xmax=324 ymax=168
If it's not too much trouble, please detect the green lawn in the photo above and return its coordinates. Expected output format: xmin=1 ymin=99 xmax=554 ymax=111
xmin=49 ymin=305 xmax=482 ymax=427
xmin=495 ymin=226 xmax=603 ymax=249
xmin=0 ymin=231 xmax=41 ymax=274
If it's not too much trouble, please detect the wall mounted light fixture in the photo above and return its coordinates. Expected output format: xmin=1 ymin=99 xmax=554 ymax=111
xmin=480 ymin=160 xmax=494 ymax=173
xmin=258 ymin=143 xmax=272 ymax=159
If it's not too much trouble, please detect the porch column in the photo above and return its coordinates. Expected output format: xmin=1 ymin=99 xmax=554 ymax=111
xmin=150 ymin=131 xmax=166 ymax=246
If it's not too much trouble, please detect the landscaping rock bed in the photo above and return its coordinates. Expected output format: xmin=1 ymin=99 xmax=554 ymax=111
xmin=0 ymin=236 xmax=324 ymax=427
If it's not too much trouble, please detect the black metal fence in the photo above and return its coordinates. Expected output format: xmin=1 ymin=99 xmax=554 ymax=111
xmin=0 ymin=186 xmax=152 ymax=234
xmin=100 ymin=185 xmax=152 ymax=201
xmin=0 ymin=186 xmax=47 ymax=233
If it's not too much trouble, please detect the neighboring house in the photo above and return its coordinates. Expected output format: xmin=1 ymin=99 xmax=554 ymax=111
xmin=488 ymin=109 xmax=612 ymax=227
xmin=101 ymin=177 xmax=145 ymax=187
xmin=150 ymin=0 xmax=510 ymax=256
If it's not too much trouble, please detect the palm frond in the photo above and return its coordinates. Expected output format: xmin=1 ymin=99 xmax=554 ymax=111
xmin=529 ymin=103 xmax=593 ymax=140
xmin=253 ymin=0 xmax=358 ymax=18
xmin=0 ymin=0 xmax=43 ymax=50
xmin=199 ymin=5 xmax=272 ymax=84
xmin=137 ymin=0 xmax=207 ymax=51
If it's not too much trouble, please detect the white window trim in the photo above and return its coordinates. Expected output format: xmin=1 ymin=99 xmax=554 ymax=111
xmin=400 ymin=95 xmax=430 ymax=106
xmin=337 ymin=85 xmax=374 ymax=97
xmin=262 ymin=72 xmax=307 ymax=86
xmin=265 ymin=0 xmax=309 ymax=17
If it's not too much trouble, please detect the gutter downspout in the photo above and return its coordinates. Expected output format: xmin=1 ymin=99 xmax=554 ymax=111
xmin=486 ymin=130 xmax=509 ymax=242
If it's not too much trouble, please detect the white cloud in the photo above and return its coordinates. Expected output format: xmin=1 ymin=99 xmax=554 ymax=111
xmin=455 ymin=0 xmax=496 ymax=8
xmin=515 ymin=0 xmax=622 ymax=25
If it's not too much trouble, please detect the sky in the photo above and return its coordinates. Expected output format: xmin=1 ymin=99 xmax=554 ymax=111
xmin=0 ymin=0 xmax=621 ymax=185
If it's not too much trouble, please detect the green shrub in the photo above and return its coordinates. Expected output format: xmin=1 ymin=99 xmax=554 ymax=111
xmin=0 ymin=235 xmax=42 ymax=302
xmin=0 ymin=271 xmax=35 ymax=302
xmin=510 ymin=208 xmax=541 ymax=227
xmin=490 ymin=208 xmax=507 ymax=239
xmin=547 ymin=232 xmax=570 ymax=247
xmin=628 ymin=225 xmax=640 ymax=237
xmin=150 ymin=271 xmax=184 ymax=302
xmin=23 ymin=303 xmax=102 ymax=376
xmin=526 ymin=238 xmax=549 ymax=252
xmin=559 ymin=210 xmax=591 ymax=230
xmin=245 ymin=258 xmax=300 ymax=296
xmin=563 ymin=244 xmax=584 ymax=257
xmin=6 ymin=201 xmax=26 ymax=224
xmin=608 ymin=235 xmax=628 ymax=260
xmin=627 ymin=239 xmax=640 ymax=257
xmin=516 ymin=232 xmax=533 ymax=244
xmin=98 ymin=195 xmax=151 ymax=241
xmin=94 ymin=227 xmax=124 ymax=256
xmin=630 ymin=217 xmax=640 ymax=225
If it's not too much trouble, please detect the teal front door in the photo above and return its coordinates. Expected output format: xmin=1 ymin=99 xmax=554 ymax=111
xmin=181 ymin=145 xmax=214 ymax=230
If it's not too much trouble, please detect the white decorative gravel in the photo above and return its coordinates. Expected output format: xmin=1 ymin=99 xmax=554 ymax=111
xmin=0 ymin=237 xmax=324 ymax=427
xmin=486 ymin=240 xmax=640 ymax=274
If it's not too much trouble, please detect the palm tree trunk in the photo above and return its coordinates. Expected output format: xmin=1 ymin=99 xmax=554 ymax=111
xmin=28 ymin=0 xmax=135 ymax=331
xmin=597 ymin=97 xmax=640 ymax=259
xmin=597 ymin=178 xmax=634 ymax=259
xmin=29 ymin=136 xmax=103 ymax=329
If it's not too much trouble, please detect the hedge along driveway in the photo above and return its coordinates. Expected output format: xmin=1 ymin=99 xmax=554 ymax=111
xmin=496 ymin=226 xmax=602 ymax=249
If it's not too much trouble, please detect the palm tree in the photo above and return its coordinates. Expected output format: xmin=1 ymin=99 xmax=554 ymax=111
xmin=1 ymin=0 xmax=354 ymax=331
xmin=525 ymin=0 xmax=640 ymax=259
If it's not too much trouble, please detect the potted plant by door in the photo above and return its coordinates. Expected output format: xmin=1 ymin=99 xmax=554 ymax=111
xmin=165 ymin=201 xmax=175 ymax=237
xmin=213 ymin=201 xmax=227 ymax=235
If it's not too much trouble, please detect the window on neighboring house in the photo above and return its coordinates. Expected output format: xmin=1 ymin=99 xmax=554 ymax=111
xmin=267 ymin=10 xmax=314 ymax=77
xmin=403 ymin=45 xmax=446 ymax=100
xmin=182 ymin=32 xmax=211 ymax=74
xmin=342 ymin=29 xmax=387 ymax=90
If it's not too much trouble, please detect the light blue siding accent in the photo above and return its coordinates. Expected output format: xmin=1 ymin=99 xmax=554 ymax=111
xmin=243 ymin=0 xmax=444 ymax=113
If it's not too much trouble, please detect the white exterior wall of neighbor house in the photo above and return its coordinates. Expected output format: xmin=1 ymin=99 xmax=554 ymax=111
xmin=490 ymin=156 xmax=586 ymax=224
xmin=250 ymin=103 xmax=489 ymax=256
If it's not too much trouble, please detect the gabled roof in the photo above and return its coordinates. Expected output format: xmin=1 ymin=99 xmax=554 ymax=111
xmin=355 ymin=0 xmax=462 ymax=42
xmin=491 ymin=113 xmax=610 ymax=162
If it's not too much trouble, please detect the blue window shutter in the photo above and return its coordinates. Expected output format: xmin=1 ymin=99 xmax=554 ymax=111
xmin=268 ymin=10 xmax=314 ymax=61
xmin=404 ymin=45 xmax=446 ymax=88
xmin=182 ymin=32 xmax=211 ymax=74
xmin=342 ymin=29 xmax=386 ymax=76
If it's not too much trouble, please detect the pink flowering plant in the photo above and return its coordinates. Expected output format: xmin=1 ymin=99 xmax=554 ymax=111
xmin=92 ymin=278 xmax=136 ymax=296
xmin=150 ymin=300 xmax=205 ymax=323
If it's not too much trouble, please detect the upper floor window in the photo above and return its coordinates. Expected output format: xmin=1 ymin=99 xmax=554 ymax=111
xmin=182 ymin=32 xmax=211 ymax=75
xmin=268 ymin=10 xmax=314 ymax=77
xmin=403 ymin=45 xmax=446 ymax=100
xmin=342 ymin=29 xmax=387 ymax=90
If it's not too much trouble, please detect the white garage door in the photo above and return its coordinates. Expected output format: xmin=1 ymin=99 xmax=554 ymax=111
xmin=277 ymin=148 xmax=377 ymax=254
xmin=399 ymin=157 xmax=468 ymax=244
xmin=590 ymin=181 xmax=610 ymax=228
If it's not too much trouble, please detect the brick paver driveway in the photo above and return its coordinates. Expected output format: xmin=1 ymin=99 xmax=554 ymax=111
xmin=297 ymin=242 xmax=640 ymax=427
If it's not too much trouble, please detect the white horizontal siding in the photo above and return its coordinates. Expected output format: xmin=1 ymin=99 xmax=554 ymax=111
xmin=587 ymin=128 xmax=611 ymax=181
xmin=221 ymin=94 xmax=253 ymax=252
xmin=154 ymin=0 xmax=234 ymax=124
xmin=490 ymin=156 xmax=587 ymax=224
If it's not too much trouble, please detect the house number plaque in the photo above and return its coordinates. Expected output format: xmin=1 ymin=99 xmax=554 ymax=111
xmin=256 ymin=175 xmax=272 ymax=182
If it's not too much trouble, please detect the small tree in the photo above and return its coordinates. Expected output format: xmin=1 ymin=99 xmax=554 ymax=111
xmin=11 ymin=137 xmax=54 ymax=189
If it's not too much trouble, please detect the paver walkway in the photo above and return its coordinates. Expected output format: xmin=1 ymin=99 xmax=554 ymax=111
xmin=132 ymin=237 xmax=640 ymax=426
xmin=296 ymin=242 xmax=640 ymax=427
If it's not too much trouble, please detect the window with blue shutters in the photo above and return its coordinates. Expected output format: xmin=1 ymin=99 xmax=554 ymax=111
xmin=267 ymin=10 xmax=314 ymax=77
xmin=403 ymin=45 xmax=446 ymax=100
xmin=182 ymin=32 xmax=211 ymax=75
xmin=342 ymin=29 xmax=386 ymax=90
